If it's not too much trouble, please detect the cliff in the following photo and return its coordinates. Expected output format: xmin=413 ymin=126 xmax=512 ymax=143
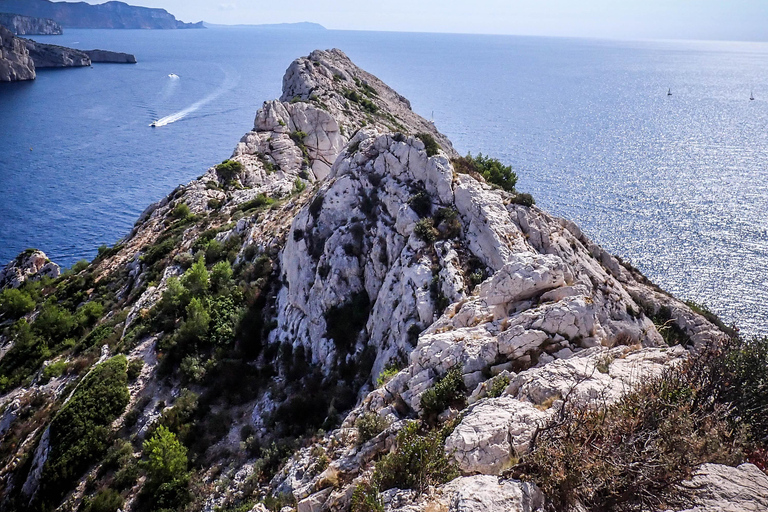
xmin=0 ymin=0 xmax=203 ymax=29
xmin=0 ymin=50 xmax=765 ymax=512
xmin=0 ymin=24 xmax=34 ymax=81
xmin=22 ymin=37 xmax=89 ymax=67
xmin=0 ymin=12 xmax=62 ymax=35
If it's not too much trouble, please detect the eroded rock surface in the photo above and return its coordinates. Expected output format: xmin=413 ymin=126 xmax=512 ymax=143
xmin=0 ymin=24 xmax=34 ymax=81
xmin=0 ymin=249 xmax=60 ymax=289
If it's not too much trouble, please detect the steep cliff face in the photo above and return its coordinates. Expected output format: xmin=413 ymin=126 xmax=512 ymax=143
xmin=0 ymin=0 xmax=203 ymax=29
xmin=0 ymin=13 xmax=62 ymax=35
xmin=0 ymin=24 xmax=34 ymax=81
xmin=84 ymin=49 xmax=136 ymax=64
xmin=0 ymin=49 xmax=764 ymax=512
xmin=22 ymin=37 xmax=89 ymax=68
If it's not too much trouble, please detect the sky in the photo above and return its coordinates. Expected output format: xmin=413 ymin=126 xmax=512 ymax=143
xmin=73 ymin=0 xmax=768 ymax=41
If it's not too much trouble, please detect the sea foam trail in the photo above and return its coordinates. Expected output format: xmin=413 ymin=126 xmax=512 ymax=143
xmin=151 ymin=68 xmax=239 ymax=127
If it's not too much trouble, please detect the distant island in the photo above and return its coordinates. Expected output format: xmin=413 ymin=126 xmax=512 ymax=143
xmin=203 ymin=21 xmax=326 ymax=30
xmin=0 ymin=0 xmax=203 ymax=29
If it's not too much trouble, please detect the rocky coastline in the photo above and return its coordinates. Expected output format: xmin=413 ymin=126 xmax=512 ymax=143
xmin=0 ymin=49 xmax=765 ymax=512
xmin=0 ymin=12 xmax=61 ymax=35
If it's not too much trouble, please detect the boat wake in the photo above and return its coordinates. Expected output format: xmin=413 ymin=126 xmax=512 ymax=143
xmin=150 ymin=68 xmax=238 ymax=128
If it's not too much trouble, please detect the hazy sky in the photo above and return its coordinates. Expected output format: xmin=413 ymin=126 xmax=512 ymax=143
xmin=75 ymin=0 xmax=768 ymax=41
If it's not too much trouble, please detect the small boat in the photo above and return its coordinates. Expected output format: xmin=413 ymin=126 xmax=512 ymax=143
xmin=168 ymin=73 xmax=180 ymax=79
xmin=150 ymin=121 xmax=158 ymax=128
xmin=750 ymin=91 xmax=755 ymax=101
xmin=667 ymin=88 xmax=672 ymax=96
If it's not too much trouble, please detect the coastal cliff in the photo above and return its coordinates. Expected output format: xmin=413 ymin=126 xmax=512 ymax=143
xmin=0 ymin=0 xmax=203 ymax=29
xmin=23 ymin=37 xmax=89 ymax=68
xmin=0 ymin=50 xmax=765 ymax=512
xmin=0 ymin=13 xmax=61 ymax=35
xmin=0 ymin=24 xmax=34 ymax=81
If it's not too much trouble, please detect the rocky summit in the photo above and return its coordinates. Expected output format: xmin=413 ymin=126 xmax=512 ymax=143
xmin=0 ymin=49 xmax=766 ymax=512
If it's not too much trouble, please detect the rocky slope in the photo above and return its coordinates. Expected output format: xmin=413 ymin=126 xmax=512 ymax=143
xmin=22 ymin=37 xmax=90 ymax=68
xmin=0 ymin=13 xmax=62 ymax=35
xmin=84 ymin=49 xmax=137 ymax=64
xmin=0 ymin=24 xmax=34 ymax=81
xmin=0 ymin=49 xmax=765 ymax=512
xmin=0 ymin=0 xmax=203 ymax=29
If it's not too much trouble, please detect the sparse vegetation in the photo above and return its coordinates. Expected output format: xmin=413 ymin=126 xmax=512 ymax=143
xmin=453 ymin=152 xmax=518 ymax=192
xmin=215 ymin=159 xmax=243 ymax=185
xmin=356 ymin=412 xmax=390 ymax=444
xmin=416 ymin=133 xmax=440 ymax=157
xmin=414 ymin=218 xmax=438 ymax=243
xmin=420 ymin=366 xmax=466 ymax=416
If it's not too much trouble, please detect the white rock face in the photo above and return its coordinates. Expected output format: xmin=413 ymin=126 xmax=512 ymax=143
xmin=0 ymin=25 xmax=35 ymax=81
xmin=677 ymin=463 xmax=768 ymax=512
xmin=445 ymin=345 xmax=687 ymax=475
xmin=0 ymin=249 xmax=60 ymax=289
xmin=437 ymin=475 xmax=544 ymax=512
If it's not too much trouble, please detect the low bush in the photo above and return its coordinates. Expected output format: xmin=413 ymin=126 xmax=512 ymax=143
xmin=511 ymin=192 xmax=535 ymax=207
xmin=420 ymin=366 xmax=466 ymax=416
xmin=215 ymin=159 xmax=243 ymax=185
xmin=82 ymin=488 xmax=124 ymax=512
xmin=453 ymin=153 xmax=518 ymax=192
xmin=237 ymin=194 xmax=276 ymax=212
xmin=372 ymin=421 xmax=459 ymax=494
xmin=487 ymin=374 xmax=511 ymax=398
xmin=515 ymin=336 xmax=768 ymax=512
xmin=408 ymin=191 xmax=432 ymax=217
xmin=355 ymin=412 xmax=390 ymax=444
xmin=413 ymin=218 xmax=438 ymax=243
xmin=416 ymin=133 xmax=440 ymax=157
xmin=171 ymin=202 xmax=192 ymax=220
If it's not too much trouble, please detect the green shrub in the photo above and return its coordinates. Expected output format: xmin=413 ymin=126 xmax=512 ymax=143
xmin=376 ymin=366 xmax=399 ymax=387
xmin=42 ymin=360 xmax=68 ymax=382
xmin=70 ymin=259 xmax=90 ymax=274
xmin=34 ymin=303 xmax=76 ymax=342
xmin=75 ymin=301 xmax=104 ymax=329
xmin=420 ymin=366 xmax=466 ymax=416
xmin=413 ymin=218 xmax=438 ymax=244
xmin=416 ymin=133 xmax=440 ymax=157
xmin=453 ymin=153 xmax=518 ymax=192
xmin=237 ymin=194 xmax=276 ymax=212
xmin=83 ymin=488 xmax=123 ymax=512
xmin=171 ymin=202 xmax=192 ymax=220
xmin=511 ymin=192 xmax=535 ymax=207
xmin=141 ymin=236 xmax=178 ymax=266
xmin=356 ymin=412 xmax=390 ymax=444
xmin=372 ymin=421 xmax=459 ymax=494
xmin=142 ymin=425 xmax=188 ymax=485
xmin=434 ymin=207 xmax=461 ymax=238
xmin=215 ymin=159 xmax=243 ymax=185
xmin=175 ymin=297 xmax=210 ymax=348
xmin=127 ymin=359 xmax=144 ymax=381
xmin=36 ymin=356 xmax=129 ymax=512
xmin=487 ymin=374 xmax=510 ymax=398
xmin=0 ymin=288 xmax=36 ymax=318
xmin=181 ymin=257 xmax=210 ymax=297
xmin=408 ymin=191 xmax=432 ymax=217
xmin=351 ymin=482 xmax=384 ymax=512
xmin=294 ymin=178 xmax=307 ymax=194
xmin=210 ymin=260 xmax=234 ymax=293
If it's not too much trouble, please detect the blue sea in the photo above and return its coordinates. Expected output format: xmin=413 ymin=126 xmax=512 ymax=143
xmin=1 ymin=28 xmax=767 ymax=333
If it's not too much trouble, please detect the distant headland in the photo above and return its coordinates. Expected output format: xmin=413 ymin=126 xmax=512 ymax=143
xmin=0 ymin=0 xmax=203 ymax=29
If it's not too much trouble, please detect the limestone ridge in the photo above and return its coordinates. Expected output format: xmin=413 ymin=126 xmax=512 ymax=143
xmin=0 ymin=13 xmax=62 ymax=35
xmin=0 ymin=49 xmax=764 ymax=512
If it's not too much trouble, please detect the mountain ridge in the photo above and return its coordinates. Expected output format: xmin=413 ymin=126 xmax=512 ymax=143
xmin=0 ymin=0 xmax=203 ymax=29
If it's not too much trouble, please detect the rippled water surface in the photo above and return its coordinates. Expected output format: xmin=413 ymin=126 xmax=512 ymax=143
xmin=1 ymin=29 xmax=766 ymax=332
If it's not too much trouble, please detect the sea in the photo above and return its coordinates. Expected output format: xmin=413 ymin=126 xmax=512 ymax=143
xmin=0 ymin=28 xmax=766 ymax=334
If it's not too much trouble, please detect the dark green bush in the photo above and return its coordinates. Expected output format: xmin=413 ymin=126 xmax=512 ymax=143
xmin=511 ymin=192 xmax=535 ymax=207
xmin=416 ymin=133 xmax=440 ymax=157
xmin=36 ymin=356 xmax=129 ymax=512
xmin=434 ymin=207 xmax=461 ymax=239
xmin=127 ymin=359 xmax=144 ymax=381
xmin=83 ymin=488 xmax=123 ymax=512
xmin=215 ymin=159 xmax=243 ymax=185
xmin=351 ymin=482 xmax=384 ymax=512
xmin=372 ymin=421 xmax=459 ymax=494
xmin=171 ymin=202 xmax=192 ymax=220
xmin=420 ymin=366 xmax=466 ymax=416
xmin=453 ymin=153 xmax=518 ymax=192
xmin=237 ymin=194 xmax=276 ymax=212
xmin=408 ymin=191 xmax=432 ymax=217
xmin=413 ymin=218 xmax=438 ymax=244
xmin=487 ymin=374 xmax=511 ymax=398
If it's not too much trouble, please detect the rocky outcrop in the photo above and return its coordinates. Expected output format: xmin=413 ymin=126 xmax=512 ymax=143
xmin=22 ymin=37 xmax=89 ymax=68
xmin=0 ymin=0 xmax=203 ymax=29
xmin=84 ymin=49 xmax=136 ymax=64
xmin=677 ymin=463 xmax=768 ymax=512
xmin=0 ymin=24 xmax=34 ymax=81
xmin=0 ymin=13 xmax=61 ymax=35
xmin=0 ymin=249 xmax=60 ymax=289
